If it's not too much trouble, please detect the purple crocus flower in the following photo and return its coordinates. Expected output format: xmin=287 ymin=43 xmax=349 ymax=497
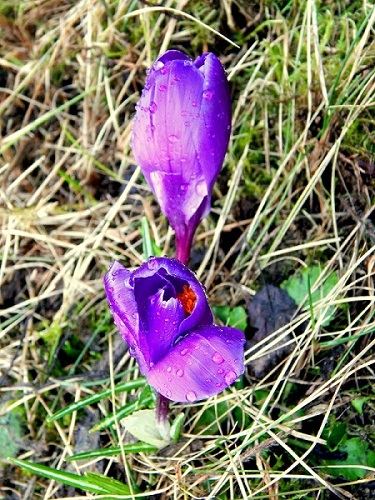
xmin=132 ymin=50 xmax=232 ymax=265
xmin=104 ymin=257 xmax=245 ymax=403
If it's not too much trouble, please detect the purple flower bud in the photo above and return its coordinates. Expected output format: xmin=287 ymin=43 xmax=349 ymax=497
xmin=104 ymin=257 xmax=245 ymax=403
xmin=132 ymin=50 xmax=232 ymax=264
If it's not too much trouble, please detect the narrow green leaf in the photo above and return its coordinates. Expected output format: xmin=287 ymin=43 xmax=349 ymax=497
xmin=84 ymin=472 xmax=132 ymax=494
xmin=67 ymin=443 xmax=157 ymax=462
xmin=90 ymin=393 xmax=154 ymax=432
xmin=170 ymin=413 xmax=185 ymax=442
xmin=47 ymin=378 xmax=146 ymax=422
xmin=8 ymin=458 xmax=107 ymax=494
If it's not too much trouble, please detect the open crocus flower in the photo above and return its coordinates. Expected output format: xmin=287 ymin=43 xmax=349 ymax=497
xmin=132 ymin=50 xmax=232 ymax=264
xmin=104 ymin=257 xmax=245 ymax=403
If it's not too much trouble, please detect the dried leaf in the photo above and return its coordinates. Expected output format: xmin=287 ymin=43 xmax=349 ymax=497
xmin=246 ymin=285 xmax=297 ymax=378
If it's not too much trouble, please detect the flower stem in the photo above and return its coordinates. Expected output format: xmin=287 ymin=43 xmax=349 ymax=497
xmin=155 ymin=393 xmax=171 ymax=441
xmin=175 ymin=231 xmax=193 ymax=266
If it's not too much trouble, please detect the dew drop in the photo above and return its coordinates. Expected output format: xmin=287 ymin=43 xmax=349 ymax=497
xmin=166 ymin=390 xmax=172 ymax=397
xmin=217 ymin=368 xmax=224 ymax=374
xmin=205 ymin=378 xmax=212 ymax=383
xmin=180 ymin=184 xmax=188 ymax=192
xmin=184 ymin=121 xmax=190 ymax=127
xmin=195 ymin=179 xmax=207 ymax=197
xmin=168 ymin=134 xmax=179 ymax=144
xmin=149 ymin=101 xmax=158 ymax=113
xmin=225 ymin=371 xmax=237 ymax=385
xmin=148 ymin=257 xmax=159 ymax=269
xmin=176 ymin=369 xmax=184 ymax=377
xmin=186 ymin=391 xmax=196 ymax=402
xmin=203 ymin=89 xmax=213 ymax=100
xmin=181 ymin=110 xmax=187 ymax=117
xmin=159 ymin=84 xmax=167 ymax=92
xmin=154 ymin=61 xmax=164 ymax=71
xmin=180 ymin=348 xmax=188 ymax=356
xmin=128 ymin=346 xmax=136 ymax=356
xmin=167 ymin=366 xmax=172 ymax=373
xmin=225 ymin=339 xmax=233 ymax=345
xmin=192 ymin=100 xmax=198 ymax=107
xmin=216 ymin=382 xmax=222 ymax=388
xmin=160 ymin=66 xmax=168 ymax=75
xmin=212 ymin=352 xmax=224 ymax=364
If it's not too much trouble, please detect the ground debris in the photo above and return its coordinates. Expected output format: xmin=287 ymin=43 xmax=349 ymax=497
xmin=246 ymin=285 xmax=298 ymax=378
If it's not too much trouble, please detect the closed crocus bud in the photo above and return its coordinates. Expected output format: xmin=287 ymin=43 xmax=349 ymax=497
xmin=132 ymin=50 xmax=232 ymax=264
xmin=104 ymin=257 xmax=245 ymax=403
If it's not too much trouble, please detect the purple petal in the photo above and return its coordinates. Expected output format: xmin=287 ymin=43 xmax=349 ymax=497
xmin=132 ymin=50 xmax=231 ymax=240
xmin=104 ymin=262 xmax=150 ymax=374
xmin=142 ymin=287 xmax=185 ymax=365
xmin=147 ymin=325 xmax=245 ymax=402
xmin=133 ymin=55 xmax=204 ymax=184
xmin=134 ymin=257 xmax=213 ymax=330
xmin=194 ymin=52 xmax=232 ymax=191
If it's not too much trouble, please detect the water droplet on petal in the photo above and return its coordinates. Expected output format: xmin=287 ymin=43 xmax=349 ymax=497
xmin=166 ymin=390 xmax=171 ymax=397
xmin=205 ymin=378 xmax=212 ymax=383
xmin=154 ymin=61 xmax=164 ymax=71
xmin=148 ymin=257 xmax=159 ymax=269
xmin=149 ymin=101 xmax=158 ymax=113
xmin=180 ymin=184 xmax=188 ymax=192
xmin=167 ymin=366 xmax=172 ymax=373
xmin=176 ymin=369 xmax=184 ymax=377
xmin=195 ymin=179 xmax=207 ymax=197
xmin=212 ymin=352 xmax=224 ymax=364
xmin=181 ymin=110 xmax=187 ymax=117
xmin=186 ymin=391 xmax=196 ymax=402
xmin=217 ymin=368 xmax=224 ymax=374
xmin=192 ymin=100 xmax=198 ymax=107
xmin=184 ymin=121 xmax=190 ymax=127
xmin=180 ymin=348 xmax=188 ymax=356
xmin=168 ymin=134 xmax=179 ymax=144
xmin=203 ymin=89 xmax=213 ymax=100
xmin=225 ymin=371 xmax=237 ymax=385
xmin=160 ymin=66 xmax=168 ymax=75
xmin=225 ymin=339 xmax=233 ymax=345
xmin=159 ymin=84 xmax=167 ymax=92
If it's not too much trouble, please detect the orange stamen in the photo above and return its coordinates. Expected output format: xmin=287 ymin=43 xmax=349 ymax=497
xmin=177 ymin=284 xmax=197 ymax=315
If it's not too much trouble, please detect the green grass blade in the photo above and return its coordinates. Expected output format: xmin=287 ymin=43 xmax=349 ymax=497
xmin=66 ymin=442 xmax=157 ymax=461
xmin=47 ymin=378 xmax=146 ymax=422
xmin=8 ymin=458 xmax=107 ymax=494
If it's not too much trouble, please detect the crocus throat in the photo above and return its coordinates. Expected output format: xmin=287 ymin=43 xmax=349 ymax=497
xmin=177 ymin=284 xmax=197 ymax=315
